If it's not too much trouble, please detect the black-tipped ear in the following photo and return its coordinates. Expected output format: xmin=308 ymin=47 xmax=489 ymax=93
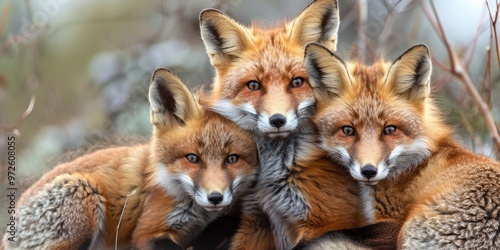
xmin=149 ymin=68 xmax=199 ymax=128
xmin=385 ymin=44 xmax=432 ymax=102
xmin=289 ymin=0 xmax=340 ymax=51
xmin=199 ymin=9 xmax=253 ymax=66
xmin=304 ymin=43 xmax=350 ymax=102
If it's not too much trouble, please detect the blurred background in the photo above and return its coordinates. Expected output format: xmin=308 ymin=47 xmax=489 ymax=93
xmin=0 ymin=0 xmax=499 ymax=229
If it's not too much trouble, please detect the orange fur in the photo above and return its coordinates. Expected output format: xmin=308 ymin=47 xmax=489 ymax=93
xmin=2 ymin=69 xmax=258 ymax=250
xmin=200 ymin=0 xmax=340 ymax=140
xmin=200 ymin=1 xmax=367 ymax=249
xmin=305 ymin=43 xmax=500 ymax=249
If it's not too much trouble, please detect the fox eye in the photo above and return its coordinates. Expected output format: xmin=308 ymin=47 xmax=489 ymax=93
xmin=290 ymin=77 xmax=304 ymax=88
xmin=226 ymin=154 xmax=239 ymax=164
xmin=246 ymin=81 xmax=261 ymax=91
xmin=384 ymin=125 xmax=397 ymax=135
xmin=342 ymin=126 xmax=355 ymax=136
xmin=186 ymin=154 xmax=200 ymax=164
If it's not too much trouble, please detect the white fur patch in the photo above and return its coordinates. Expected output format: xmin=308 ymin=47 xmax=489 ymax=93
xmin=231 ymin=175 xmax=244 ymax=191
xmin=388 ymin=137 xmax=428 ymax=161
xmin=194 ymin=186 xmax=233 ymax=211
xmin=387 ymin=137 xmax=431 ymax=177
xmin=257 ymin=109 xmax=298 ymax=135
xmin=156 ymin=163 xmax=194 ymax=200
xmin=211 ymin=99 xmax=257 ymax=130
xmin=359 ymin=184 xmax=375 ymax=224
xmin=298 ymin=98 xmax=316 ymax=111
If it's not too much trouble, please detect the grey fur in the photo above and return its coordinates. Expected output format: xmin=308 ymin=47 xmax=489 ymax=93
xmin=253 ymin=133 xmax=313 ymax=250
xmin=3 ymin=174 xmax=106 ymax=250
xmin=400 ymin=165 xmax=500 ymax=249
xmin=212 ymin=99 xmax=316 ymax=249
xmin=166 ymin=198 xmax=221 ymax=246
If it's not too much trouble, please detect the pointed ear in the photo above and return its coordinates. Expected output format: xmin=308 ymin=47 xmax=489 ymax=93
xmin=199 ymin=9 xmax=253 ymax=66
xmin=384 ymin=44 xmax=432 ymax=102
xmin=149 ymin=68 xmax=199 ymax=129
xmin=304 ymin=43 xmax=350 ymax=102
xmin=289 ymin=0 xmax=340 ymax=51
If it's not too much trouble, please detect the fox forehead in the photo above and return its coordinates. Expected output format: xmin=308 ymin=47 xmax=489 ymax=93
xmin=315 ymin=62 xmax=423 ymax=137
xmin=219 ymin=30 xmax=307 ymax=96
xmin=156 ymin=112 xmax=256 ymax=163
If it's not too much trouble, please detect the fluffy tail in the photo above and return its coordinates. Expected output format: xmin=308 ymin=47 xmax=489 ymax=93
xmin=3 ymin=174 xmax=106 ymax=250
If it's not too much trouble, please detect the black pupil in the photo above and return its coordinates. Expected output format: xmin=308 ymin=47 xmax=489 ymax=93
xmin=343 ymin=126 xmax=354 ymax=136
xmin=385 ymin=126 xmax=396 ymax=134
xmin=187 ymin=154 xmax=198 ymax=163
xmin=247 ymin=81 xmax=260 ymax=90
xmin=227 ymin=155 xmax=238 ymax=164
xmin=291 ymin=77 xmax=303 ymax=88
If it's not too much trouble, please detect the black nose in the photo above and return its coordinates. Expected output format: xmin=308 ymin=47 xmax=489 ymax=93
xmin=269 ymin=114 xmax=286 ymax=128
xmin=361 ymin=165 xmax=377 ymax=179
xmin=208 ymin=192 xmax=223 ymax=205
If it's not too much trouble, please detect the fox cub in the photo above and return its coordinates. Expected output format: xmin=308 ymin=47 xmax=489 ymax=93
xmin=303 ymin=43 xmax=500 ymax=249
xmin=2 ymin=69 xmax=258 ymax=249
xmin=200 ymin=0 xmax=366 ymax=249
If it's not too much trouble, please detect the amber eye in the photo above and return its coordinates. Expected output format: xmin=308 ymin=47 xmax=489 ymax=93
xmin=226 ymin=154 xmax=239 ymax=164
xmin=384 ymin=125 xmax=397 ymax=135
xmin=186 ymin=154 xmax=200 ymax=164
xmin=290 ymin=77 xmax=304 ymax=88
xmin=342 ymin=126 xmax=355 ymax=136
xmin=246 ymin=81 xmax=261 ymax=91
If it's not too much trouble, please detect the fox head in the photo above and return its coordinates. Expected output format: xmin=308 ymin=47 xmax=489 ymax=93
xmin=148 ymin=68 xmax=258 ymax=211
xmin=304 ymin=44 xmax=451 ymax=185
xmin=200 ymin=0 xmax=339 ymax=139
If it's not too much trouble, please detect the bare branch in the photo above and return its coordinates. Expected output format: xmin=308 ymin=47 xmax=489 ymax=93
xmin=486 ymin=0 xmax=500 ymax=69
xmin=1 ymin=95 xmax=36 ymax=136
xmin=115 ymin=189 xmax=137 ymax=250
xmin=464 ymin=4 xmax=489 ymax=68
xmin=431 ymin=54 xmax=451 ymax=72
xmin=420 ymin=0 xmax=500 ymax=158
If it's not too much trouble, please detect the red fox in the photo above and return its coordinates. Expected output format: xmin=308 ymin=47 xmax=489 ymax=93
xmin=2 ymin=68 xmax=258 ymax=249
xmin=200 ymin=0 xmax=367 ymax=249
xmin=303 ymin=43 xmax=500 ymax=248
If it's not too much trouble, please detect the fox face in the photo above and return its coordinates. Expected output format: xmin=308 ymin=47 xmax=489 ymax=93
xmin=148 ymin=68 xmax=258 ymax=211
xmin=200 ymin=0 xmax=339 ymax=139
xmin=305 ymin=44 xmax=447 ymax=185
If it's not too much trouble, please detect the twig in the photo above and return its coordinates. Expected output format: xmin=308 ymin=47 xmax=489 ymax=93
xmin=464 ymin=4 xmax=489 ymax=68
xmin=420 ymin=0 xmax=500 ymax=158
xmin=431 ymin=54 xmax=451 ymax=72
xmin=479 ymin=46 xmax=493 ymax=109
xmin=115 ymin=188 xmax=137 ymax=250
xmin=432 ymin=73 xmax=454 ymax=90
xmin=1 ymin=95 xmax=36 ymax=137
xmin=486 ymin=0 xmax=500 ymax=68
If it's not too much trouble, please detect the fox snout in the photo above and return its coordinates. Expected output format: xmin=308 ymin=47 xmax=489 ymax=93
xmin=196 ymin=186 xmax=233 ymax=212
xmin=207 ymin=192 xmax=224 ymax=205
xmin=351 ymin=162 xmax=389 ymax=186
xmin=360 ymin=164 xmax=377 ymax=179
xmin=269 ymin=114 xmax=287 ymax=129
